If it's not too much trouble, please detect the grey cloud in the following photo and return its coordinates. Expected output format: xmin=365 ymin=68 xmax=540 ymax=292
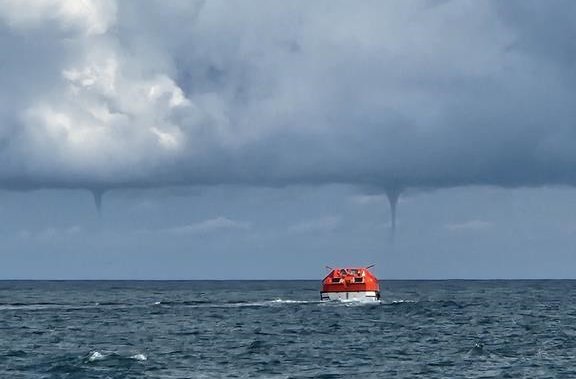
xmin=0 ymin=0 xmax=575 ymax=200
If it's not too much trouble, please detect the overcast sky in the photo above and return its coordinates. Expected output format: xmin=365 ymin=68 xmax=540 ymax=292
xmin=1 ymin=0 xmax=576 ymax=279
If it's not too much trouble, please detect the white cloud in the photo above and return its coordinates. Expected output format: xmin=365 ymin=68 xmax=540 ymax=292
xmin=131 ymin=200 xmax=158 ymax=212
xmin=444 ymin=220 xmax=492 ymax=232
xmin=17 ymin=225 xmax=83 ymax=240
xmin=163 ymin=217 xmax=251 ymax=235
xmin=289 ymin=216 xmax=341 ymax=234
xmin=0 ymin=0 xmax=116 ymax=35
xmin=351 ymin=195 xmax=388 ymax=205
xmin=21 ymin=45 xmax=195 ymax=177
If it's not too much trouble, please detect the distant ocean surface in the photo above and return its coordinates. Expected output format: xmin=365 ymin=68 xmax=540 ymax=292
xmin=2 ymin=280 xmax=576 ymax=378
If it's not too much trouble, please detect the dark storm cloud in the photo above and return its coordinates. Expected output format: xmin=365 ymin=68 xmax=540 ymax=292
xmin=0 ymin=0 xmax=575 ymax=194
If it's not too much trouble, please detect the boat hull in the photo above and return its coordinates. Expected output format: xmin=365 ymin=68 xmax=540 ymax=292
xmin=320 ymin=291 xmax=380 ymax=301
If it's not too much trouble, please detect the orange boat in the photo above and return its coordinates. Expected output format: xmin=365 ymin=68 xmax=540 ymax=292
xmin=320 ymin=266 xmax=381 ymax=301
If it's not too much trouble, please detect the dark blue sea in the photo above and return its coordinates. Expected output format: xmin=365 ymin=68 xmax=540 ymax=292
xmin=1 ymin=280 xmax=576 ymax=378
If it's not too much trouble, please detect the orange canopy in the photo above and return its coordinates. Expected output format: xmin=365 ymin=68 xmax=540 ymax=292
xmin=321 ymin=267 xmax=379 ymax=293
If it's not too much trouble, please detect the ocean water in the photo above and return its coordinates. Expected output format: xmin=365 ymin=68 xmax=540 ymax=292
xmin=1 ymin=280 xmax=576 ymax=378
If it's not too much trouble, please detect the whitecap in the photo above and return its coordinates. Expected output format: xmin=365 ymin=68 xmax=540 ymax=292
xmin=390 ymin=299 xmax=417 ymax=304
xmin=269 ymin=299 xmax=311 ymax=304
xmin=342 ymin=300 xmax=382 ymax=306
xmin=88 ymin=351 xmax=105 ymax=362
xmin=131 ymin=353 xmax=147 ymax=361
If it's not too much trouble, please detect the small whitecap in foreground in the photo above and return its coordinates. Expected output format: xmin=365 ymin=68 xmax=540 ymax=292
xmin=88 ymin=351 xmax=105 ymax=362
xmin=131 ymin=353 xmax=147 ymax=361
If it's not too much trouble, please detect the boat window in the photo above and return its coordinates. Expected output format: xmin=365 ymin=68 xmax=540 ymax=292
xmin=332 ymin=278 xmax=341 ymax=283
xmin=354 ymin=278 xmax=363 ymax=283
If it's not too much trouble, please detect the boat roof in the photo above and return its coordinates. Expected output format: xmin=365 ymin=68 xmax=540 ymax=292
xmin=324 ymin=267 xmax=377 ymax=277
xmin=327 ymin=266 xmax=374 ymax=272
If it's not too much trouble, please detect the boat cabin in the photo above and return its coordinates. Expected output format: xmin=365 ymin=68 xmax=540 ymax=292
xmin=320 ymin=267 xmax=380 ymax=301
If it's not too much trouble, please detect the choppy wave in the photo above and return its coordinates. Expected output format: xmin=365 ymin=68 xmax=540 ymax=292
xmin=0 ymin=298 xmax=469 ymax=313
xmin=0 ymin=299 xmax=320 ymax=311
xmin=86 ymin=351 xmax=148 ymax=363
xmin=87 ymin=351 xmax=104 ymax=362
xmin=269 ymin=298 xmax=312 ymax=304
xmin=389 ymin=299 xmax=418 ymax=304
xmin=130 ymin=353 xmax=148 ymax=361
xmin=153 ymin=298 xmax=321 ymax=309
xmin=0 ymin=303 xmax=96 ymax=311
xmin=0 ymin=298 xmax=390 ymax=312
